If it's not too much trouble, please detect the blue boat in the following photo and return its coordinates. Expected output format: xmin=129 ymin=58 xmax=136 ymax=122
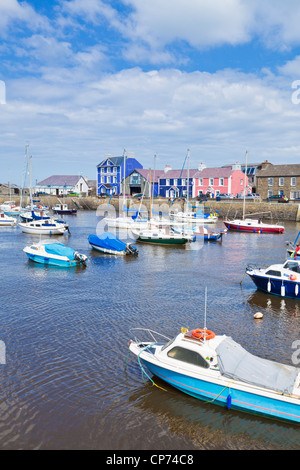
xmin=246 ymin=258 xmax=300 ymax=298
xmin=23 ymin=242 xmax=87 ymax=267
xmin=129 ymin=327 xmax=300 ymax=424
xmin=88 ymin=233 xmax=138 ymax=256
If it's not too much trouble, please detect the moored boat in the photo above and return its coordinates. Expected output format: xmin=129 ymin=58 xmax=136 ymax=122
xmin=88 ymin=233 xmax=138 ymax=256
xmin=0 ymin=211 xmax=17 ymax=226
xmin=23 ymin=241 xmax=87 ymax=267
xmin=132 ymin=227 xmax=195 ymax=245
xmin=224 ymin=218 xmax=284 ymax=234
xmin=52 ymin=203 xmax=77 ymax=215
xmin=18 ymin=218 xmax=69 ymax=235
xmin=246 ymin=258 xmax=300 ymax=298
xmin=128 ymin=326 xmax=300 ymax=424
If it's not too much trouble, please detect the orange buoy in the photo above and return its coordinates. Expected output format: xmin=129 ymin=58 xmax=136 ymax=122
xmin=191 ymin=329 xmax=215 ymax=340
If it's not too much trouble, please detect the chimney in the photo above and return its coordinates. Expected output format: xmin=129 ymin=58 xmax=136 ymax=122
xmin=198 ymin=162 xmax=206 ymax=171
xmin=164 ymin=164 xmax=172 ymax=173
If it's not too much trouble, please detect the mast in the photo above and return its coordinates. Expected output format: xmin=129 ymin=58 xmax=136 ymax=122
xmin=123 ymin=149 xmax=126 ymax=213
xmin=149 ymin=168 xmax=152 ymax=225
xmin=187 ymin=149 xmax=190 ymax=208
xmin=242 ymin=150 xmax=248 ymax=220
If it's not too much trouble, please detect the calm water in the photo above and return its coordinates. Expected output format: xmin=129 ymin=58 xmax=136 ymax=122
xmin=0 ymin=211 xmax=300 ymax=450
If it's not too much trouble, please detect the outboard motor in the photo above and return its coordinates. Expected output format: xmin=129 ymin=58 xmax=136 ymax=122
xmin=125 ymin=243 xmax=138 ymax=255
xmin=74 ymin=252 xmax=88 ymax=265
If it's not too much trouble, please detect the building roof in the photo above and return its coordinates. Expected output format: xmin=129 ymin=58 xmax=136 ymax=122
xmin=256 ymin=164 xmax=300 ymax=177
xmin=194 ymin=167 xmax=234 ymax=179
xmin=133 ymin=169 xmax=167 ymax=183
xmin=37 ymin=175 xmax=83 ymax=186
xmin=97 ymin=156 xmax=125 ymax=167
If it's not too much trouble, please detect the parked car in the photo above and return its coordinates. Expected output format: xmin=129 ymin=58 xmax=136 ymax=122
xmin=244 ymin=193 xmax=261 ymax=200
xmin=268 ymin=195 xmax=289 ymax=203
xmin=218 ymin=193 xmax=234 ymax=199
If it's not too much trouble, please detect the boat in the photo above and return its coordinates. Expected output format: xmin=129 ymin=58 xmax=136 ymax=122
xmin=246 ymin=258 xmax=300 ymax=298
xmin=172 ymin=225 xmax=226 ymax=242
xmin=286 ymin=232 xmax=300 ymax=258
xmin=88 ymin=233 xmax=138 ymax=256
xmin=132 ymin=227 xmax=195 ymax=245
xmin=19 ymin=209 xmax=51 ymax=223
xmin=224 ymin=218 xmax=285 ymax=234
xmin=171 ymin=209 xmax=218 ymax=224
xmin=18 ymin=218 xmax=69 ymax=235
xmin=0 ymin=211 xmax=17 ymax=226
xmin=23 ymin=241 xmax=87 ymax=267
xmin=52 ymin=203 xmax=77 ymax=215
xmin=224 ymin=151 xmax=284 ymax=234
xmin=0 ymin=201 xmax=21 ymax=216
xmin=128 ymin=326 xmax=300 ymax=424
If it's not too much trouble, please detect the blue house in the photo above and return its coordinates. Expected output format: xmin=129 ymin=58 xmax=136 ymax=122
xmin=158 ymin=168 xmax=198 ymax=198
xmin=97 ymin=153 xmax=143 ymax=196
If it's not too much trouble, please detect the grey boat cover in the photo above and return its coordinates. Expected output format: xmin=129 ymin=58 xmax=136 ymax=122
xmin=216 ymin=337 xmax=300 ymax=395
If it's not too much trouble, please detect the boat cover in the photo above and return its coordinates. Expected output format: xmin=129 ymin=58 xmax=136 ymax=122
xmin=88 ymin=233 xmax=126 ymax=252
xmin=44 ymin=243 xmax=76 ymax=260
xmin=216 ymin=337 xmax=299 ymax=395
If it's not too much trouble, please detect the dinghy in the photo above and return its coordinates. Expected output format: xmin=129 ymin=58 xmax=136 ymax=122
xmin=88 ymin=233 xmax=138 ymax=256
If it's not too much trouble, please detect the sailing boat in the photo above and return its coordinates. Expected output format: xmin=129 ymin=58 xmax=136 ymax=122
xmin=132 ymin=168 xmax=195 ymax=245
xmin=223 ymin=152 xmax=285 ymax=234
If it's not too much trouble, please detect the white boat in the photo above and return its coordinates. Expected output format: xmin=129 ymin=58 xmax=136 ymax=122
xmin=0 ymin=201 xmax=21 ymax=215
xmin=0 ymin=211 xmax=17 ymax=226
xmin=104 ymin=215 xmax=149 ymax=230
xmin=171 ymin=210 xmax=218 ymax=224
xmin=18 ymin=218 xmax=69 ymax=235
xmin=52 ymin=203 xmax=77 ymax=215
xmin=23 ymin=241 xmax=87 ymax=267
xmin=129 ymin=326 xmax=300 ymax=424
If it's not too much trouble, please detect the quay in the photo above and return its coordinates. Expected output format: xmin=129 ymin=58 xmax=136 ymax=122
xmin=1 ymin=195 xmax=300 ymax=221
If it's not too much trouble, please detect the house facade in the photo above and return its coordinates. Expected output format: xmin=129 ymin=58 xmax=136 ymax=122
xmin=256 ymin=162 xmax=300 ymax=200
xmin=124 ymin=169 xmax=165 ymax=197
xmin=97 ymin=154 xmax=143 ymax=196
xmin=193 ymin=163 xmax=248 ymax=198
xmin=35 ymin=175 xmax=89 ymax=196
xmin=158 ymin=167 xmax=198 ymax=198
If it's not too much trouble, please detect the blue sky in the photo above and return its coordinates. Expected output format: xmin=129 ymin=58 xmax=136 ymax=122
xmin=1 ymin=0 xmax=300 ymax=185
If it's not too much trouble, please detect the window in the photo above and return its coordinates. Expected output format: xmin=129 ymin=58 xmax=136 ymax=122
xmin=167 ymin=346 xmax=209 ymax=369
xmin=291 ymin=177 xmax=296 ymax=187
xmin=240 ymin=179 xmax=243 ymax=185
xmin=268 ymin=190 xmax=273 ymax=197
xmin=166 ymin=179 xmax=170 ymax=186
xmin=265 ymin=270 xmax=281 ymax=277
xmin=219 ymin=178 xmax=224 ymax=186
xmin=268 ymin=177 xmax=273 ymax=187
xmin=173 ymin=178 xmax=178 ymax=186
xmin=279 ymin=177 xmax=284 ymax=186
xmin=209 ymin=178 xmax=214 ymax=186
xmin=182 ymin=178 xmax=186 ymax=186
xmin=199 ymin=178 xmax=203 ymax=186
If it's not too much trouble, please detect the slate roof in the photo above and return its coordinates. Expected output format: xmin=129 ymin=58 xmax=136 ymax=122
xmin=256 ymin=164 xmax=300 ymax=177
xmin=37 ymin=175 xmax=82 ymax=186
xmin=97 ymin=156 xmax=124 ymax=167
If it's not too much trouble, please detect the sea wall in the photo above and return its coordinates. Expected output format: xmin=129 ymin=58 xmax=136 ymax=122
xmin=1 ymin=196 xmax=299 ymax=221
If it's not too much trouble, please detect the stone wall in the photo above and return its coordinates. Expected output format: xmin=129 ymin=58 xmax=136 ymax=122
xmin=1 ymin=195 xmax=299 ymax=221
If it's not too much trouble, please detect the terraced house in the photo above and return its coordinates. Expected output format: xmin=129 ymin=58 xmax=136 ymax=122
xmin=256 ymin=162 xmax=300 ymax=200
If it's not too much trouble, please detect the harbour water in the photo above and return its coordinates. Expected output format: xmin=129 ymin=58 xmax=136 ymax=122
xmin=0 ymin=211 xmax=300 ymax=450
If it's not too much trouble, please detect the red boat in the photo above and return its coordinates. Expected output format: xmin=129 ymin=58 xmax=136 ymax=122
xmin=224 ymin=218 xmax=284 ymax=234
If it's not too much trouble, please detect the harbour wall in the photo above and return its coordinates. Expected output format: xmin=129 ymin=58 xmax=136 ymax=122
xmin=1 ymin=196 xmax=300 ymax=221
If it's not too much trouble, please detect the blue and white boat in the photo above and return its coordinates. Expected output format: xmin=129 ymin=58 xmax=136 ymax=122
xmin=23 ymin=241 xmax=87 ymax=267
xmin=129 ymin=327 xmax=300 ymax=424
xmin=246 ymin=258 xmax=300 ymax=298
xmin=88 ymin=233 xmax=138 ymax=256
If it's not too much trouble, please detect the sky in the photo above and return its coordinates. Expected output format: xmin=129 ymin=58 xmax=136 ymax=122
xmin=1 ymin=0 xmax=300 ymax=185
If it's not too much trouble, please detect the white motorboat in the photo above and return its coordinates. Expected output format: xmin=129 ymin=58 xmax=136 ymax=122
xmin=129 ymin=326 xmax=300 ymax=424
xmin=0 ymin=211 xmax=17 ymax=226
xmin=18 ymin=218 xmax=69 ymax=235
xmin=23 ymin=241 xmax=87 ymax=267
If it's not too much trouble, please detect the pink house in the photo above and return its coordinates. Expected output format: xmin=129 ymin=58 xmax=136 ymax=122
xmin=192 ymin=163 xmax=249 ymax=198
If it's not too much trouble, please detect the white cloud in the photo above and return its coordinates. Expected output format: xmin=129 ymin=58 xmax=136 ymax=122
xmin=0 ymin=0 xmax=51 ymax=35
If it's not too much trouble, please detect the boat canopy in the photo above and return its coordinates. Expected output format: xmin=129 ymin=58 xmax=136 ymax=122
xmin=216 ymin=337 xmax=299 ymax=395
xmin=88 ymin=233 xmax=127 ymax=252
xmin=44 ymin=243 xmax=76 ymax=260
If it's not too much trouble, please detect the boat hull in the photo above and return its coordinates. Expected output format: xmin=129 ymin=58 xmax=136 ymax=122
xmin=53 ymin=210 xmax=77 ymax=215
xmin=136 ymin=236 xmax=188 ymax=245
xmin=141 ymin=358 xmax=300 ymax=424
xmin=25 ymin=252 xmax=80 ymax=267
xmin=247 ymin=273 xmax=300 ymax=299
xmin=89 ymin=242 xmax=127 ymax=256
xmin=19 ymin=224 xmax=67 ymax=235
xmin=224 ymin=222 xmax=284 ymax=233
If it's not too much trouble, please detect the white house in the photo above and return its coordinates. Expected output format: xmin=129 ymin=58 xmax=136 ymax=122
xmin=35 ymin=175 xmax=89 ymax=196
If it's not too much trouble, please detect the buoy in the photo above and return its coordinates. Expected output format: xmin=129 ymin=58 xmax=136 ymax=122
xmin=227 ymin=394 xmax=232 ymax=409
xmin=267 ymin=279 xmax=271 ymax=292
xmin=281 ymin=284 xmax=286 ymax=297
xmin=254 ymin=312 xmax=263 ymax=319
xmin=295 ymin=284 xmax=299 ymax=296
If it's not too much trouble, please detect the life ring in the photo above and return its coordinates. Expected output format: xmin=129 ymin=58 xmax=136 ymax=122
xmin=191 ymin=329 xmax=216 ymax=340
xmin=289 ymin=274 xmax=297 ymax=281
